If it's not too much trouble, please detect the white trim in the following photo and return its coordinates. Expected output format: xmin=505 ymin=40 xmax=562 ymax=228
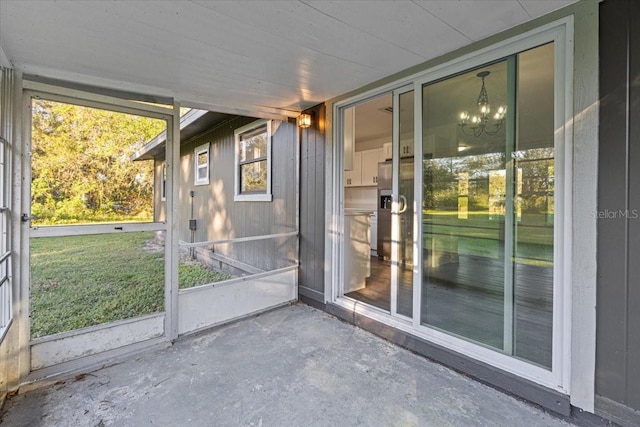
xmin=166 ymin=101 xmax=180 ymax=342
xmin=22 ymin=80 xmax=170 ymax=119
xmin=179 ymin=231 xmax=298 ymax=248
xmin=177 ymin=269 xmax=296 ymax=336
xmin=554 ymin=17 xmax=574 ymax=400
xmin=412 ymin=80 xmax=422 ymax=329
xmin=234 ymin=193 xmax=273 ymax=202
xmin=330 ymin=102 xmax=343 ymax=302
xmin=390 ymin=89 xmax=400 ymax=317
xmin=178 ymin=265 xmax=298 ymax=295
xmin=564 ymin=5 xmax=597 ymax=410
xmin=26 ymin=337 xmax=169 ymax=386
xmin=19 ymin=84 xmax=176 ymax=380
xmin=132 ymin=109 xmax=208 ymax=161
xmin=193 ymin=142 xmax=210 ymax=186
xmin=17 ymin=72 xmax=31 ymax=384
xmin=30 ymin=222 xmax=166 ymax=238
xmin=30 ymin=312 xmax=165 ymax=345
xmin=324 ymin=103 xmax=335 ymax=304
xmin=0 ymin=69 xmax=14 ymax=345
xmin=233 ymin=119 xmax=273 ymax=202
xmin=329 ymin=17 xmax=574 ymax=393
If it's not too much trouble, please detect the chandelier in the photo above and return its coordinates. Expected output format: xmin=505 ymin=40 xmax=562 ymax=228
xmin=458 ymin=71 xmax=506 ymax=137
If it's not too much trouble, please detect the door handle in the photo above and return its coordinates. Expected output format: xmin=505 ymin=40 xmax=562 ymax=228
xmin=398 ymin=195 xmax=408 ymax=214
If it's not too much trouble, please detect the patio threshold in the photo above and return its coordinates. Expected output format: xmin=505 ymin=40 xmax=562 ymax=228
xmin=1 ymin=304 xmax=574 ymax=426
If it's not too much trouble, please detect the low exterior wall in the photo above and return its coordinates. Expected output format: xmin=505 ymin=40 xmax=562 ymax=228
xmin=177 ymin=268 xmax=297 ymax=336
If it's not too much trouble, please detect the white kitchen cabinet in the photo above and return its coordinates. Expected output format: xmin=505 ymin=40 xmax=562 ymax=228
xmin=400 ymin=138 xmax=414 ymax=158
xmin=382 ymin=142 xmax=392 ymax=161
xmin=370 ymin=212 xmax=378 ymax=252
xmin=345 ymin=151 xmax=362 ymax=187
xmin=346 ymin=148 xmax=385 ymax=188
xmin=361 ymin=148 xmax=382 ymax=186
xmin=343 ymin=211 xmax=371 ymax=292
xmin=379 ymin=147 xmax=388 ymax=163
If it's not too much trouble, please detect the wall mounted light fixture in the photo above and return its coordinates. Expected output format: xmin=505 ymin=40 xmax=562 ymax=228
xmin=298 ymin=113 xmax=312 ymax=128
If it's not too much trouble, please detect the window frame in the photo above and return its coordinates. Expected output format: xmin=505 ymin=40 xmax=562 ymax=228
xmin=194 ymin=143 xmax=210 ymax=186
xmin=234 ymin=119 xmax=273 ymax=202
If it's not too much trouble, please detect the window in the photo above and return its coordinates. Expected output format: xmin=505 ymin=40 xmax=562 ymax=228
xmin=194 ymin=143 xmax=209 ymax=186
xmin=234 ymin=120 xmax=272 ymax=202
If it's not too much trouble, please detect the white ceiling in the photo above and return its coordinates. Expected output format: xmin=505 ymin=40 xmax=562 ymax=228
xmin=0 ymin=0 xmax=576 ymax=117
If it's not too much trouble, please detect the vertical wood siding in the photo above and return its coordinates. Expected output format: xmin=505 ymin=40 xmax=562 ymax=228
xmin=596 ymin=0 xmax=640 ymax=418
xmin=153 ymin=159 xmax=165 ymax=223
xmin=299 ymin=104 xmax=326 ymax=301
xmin=178 ymin=116 xmax=297 ymax=271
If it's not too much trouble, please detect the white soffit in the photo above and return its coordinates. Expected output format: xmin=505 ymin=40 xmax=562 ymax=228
xmin=0 ymin=0 xmax=576 ymax=115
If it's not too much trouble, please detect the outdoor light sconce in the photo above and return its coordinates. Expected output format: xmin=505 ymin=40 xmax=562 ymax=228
xmin=298 ymin=113 xmax=312 ymax=128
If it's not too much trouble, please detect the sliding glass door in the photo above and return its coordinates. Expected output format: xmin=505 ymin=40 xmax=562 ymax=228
xmin=337 ymin=41 xmax=556 ymax=371
xmin=420 ymin=43 xmax=555 ymax=368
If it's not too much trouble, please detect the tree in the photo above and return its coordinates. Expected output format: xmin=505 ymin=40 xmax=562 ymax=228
xmin=31 ymin=100 xmax=165 ymax=224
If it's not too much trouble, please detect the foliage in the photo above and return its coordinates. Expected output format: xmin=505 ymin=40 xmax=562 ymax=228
xmin=30 ymin=100 xmax=165 ymax=225
xmin=423 ymin=148 xmax=554 ymax=216
xmin=30 ymin=232 xmax=230 ymax=338
xmin=422 ymin=146 xmax=555 ymax=267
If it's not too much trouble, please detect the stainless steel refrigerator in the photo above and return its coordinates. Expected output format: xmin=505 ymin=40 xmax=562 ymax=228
xmin=377 ymin=159 xmax=414 ymax=264
xmin=377 ymin=161 xmax=393 ymax=259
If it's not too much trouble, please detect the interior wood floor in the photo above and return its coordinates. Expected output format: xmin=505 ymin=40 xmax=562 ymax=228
xmin=345 ymin=257 xmax=413 ymax=316
xmin=345 ymin=254 xmax=553 ymax=368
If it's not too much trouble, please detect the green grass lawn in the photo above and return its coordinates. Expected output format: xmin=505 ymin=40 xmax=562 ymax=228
xmin=30 ymin=232 xmax=230 ymax=338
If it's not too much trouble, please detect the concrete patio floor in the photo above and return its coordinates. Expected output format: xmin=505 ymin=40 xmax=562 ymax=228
xmin=1 ymin=303 xmax=574 ymax=426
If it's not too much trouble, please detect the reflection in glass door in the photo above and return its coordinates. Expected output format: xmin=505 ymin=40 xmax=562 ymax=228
xmin=420 ymin=43 xmax=555 ymax=368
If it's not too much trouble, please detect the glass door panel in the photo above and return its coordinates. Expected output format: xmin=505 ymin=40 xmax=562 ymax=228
xmin=419 ymin=43 xmax=555 ymax=369
xmin=342 ymin=94 xmax=393 ymax=312
xmin=394 ymin=90 xmax=414 ymax=318
xmin=421 ymin=60 xmax=509 ymax=350
xmin=512 ymin=43 xmax=555 ymax=367
xmin=340 ymin=88 xmax=415 ymax=320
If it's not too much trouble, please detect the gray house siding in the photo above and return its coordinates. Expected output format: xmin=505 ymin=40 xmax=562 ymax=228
xmin=155 ymin=115 xmax=298 ymax=272
xmin=596 ymin=1 xmax=640 ymax=425
xmin=153 ymin=159 xmax=166 ymax=223
xmin=299 ymin=104 xmax=326 ymax=303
